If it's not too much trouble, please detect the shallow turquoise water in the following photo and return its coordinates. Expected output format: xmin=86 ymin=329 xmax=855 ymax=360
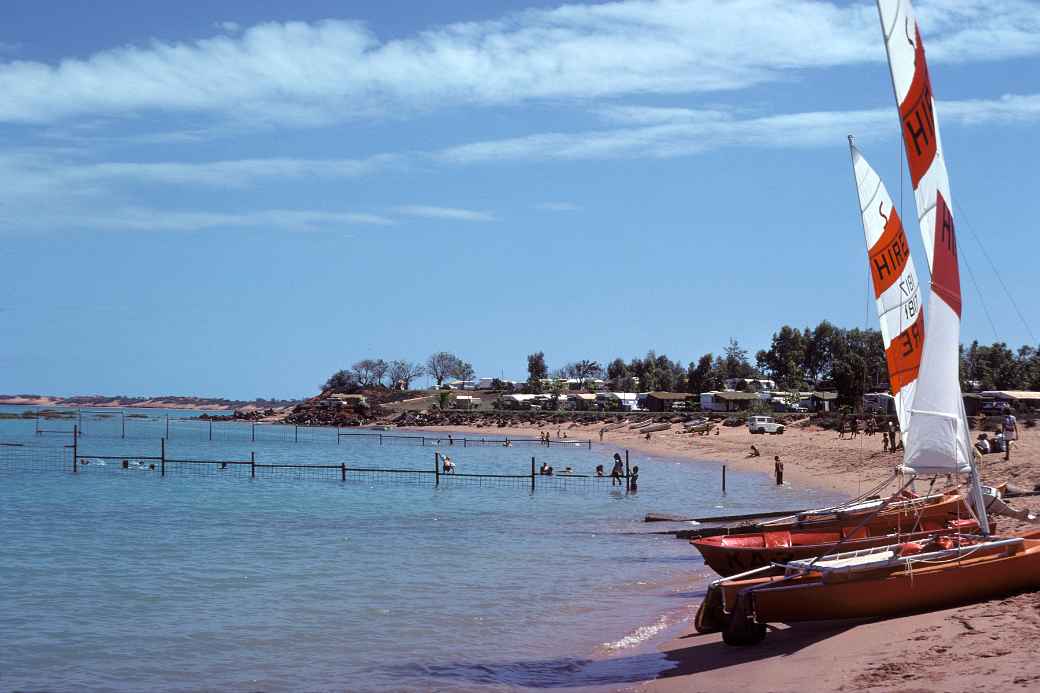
xmin=0 ymin=406 xmax=841 ymax=691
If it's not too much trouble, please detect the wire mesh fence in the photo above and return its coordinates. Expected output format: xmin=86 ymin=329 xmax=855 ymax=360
xmin=28 ymin=410 xmax=593 ymax=448
xmin=0 ymin=437 xmax=629 ymax=493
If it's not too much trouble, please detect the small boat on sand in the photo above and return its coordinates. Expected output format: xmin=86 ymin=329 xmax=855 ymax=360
xmin=692 ymin=518 xmax=980 ymax=577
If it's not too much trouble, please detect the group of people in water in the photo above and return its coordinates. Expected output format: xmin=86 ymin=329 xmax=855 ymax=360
xmin=539 ymin=429 xmax=568 ymax=443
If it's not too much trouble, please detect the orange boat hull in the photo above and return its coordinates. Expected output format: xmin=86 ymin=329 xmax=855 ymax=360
xmin=693 ymin=520 xmax=968 ymax=577
xmin=723 ymin=537 xmax=1040 ymax=624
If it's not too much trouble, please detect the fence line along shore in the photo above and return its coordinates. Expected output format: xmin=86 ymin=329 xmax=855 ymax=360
xmin=2 ymin=426 xmax=634 ymax=493
xmin=26 ymin=410 xmax=593 ymax=448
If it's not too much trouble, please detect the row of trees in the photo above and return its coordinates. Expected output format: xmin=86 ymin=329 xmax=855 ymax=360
xmin=961 ymin=341 xmax=1040 ymax=392
xmin=323 ymin=352 xmax=474 ymax=393
xmin=320 ymin=329 xmax=1040 ymax=405
xmin=525 ymin=323 xmax=889 ymax=406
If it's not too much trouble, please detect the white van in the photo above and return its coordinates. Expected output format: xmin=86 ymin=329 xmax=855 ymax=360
xmin=748 ymin=415 xmax=785 ymax=435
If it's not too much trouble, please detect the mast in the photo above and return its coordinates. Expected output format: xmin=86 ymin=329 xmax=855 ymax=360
xmin=875 ymin=0 xmax=988 ymax=533
xmin=847 ymin=136 xmax=924 ymax=435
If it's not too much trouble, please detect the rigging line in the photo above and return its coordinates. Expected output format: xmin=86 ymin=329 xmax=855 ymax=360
xmin=954 ymin=199 xmax=1038 ymax=344
xmin=957 ymin=241 xmax=1000 ymax=343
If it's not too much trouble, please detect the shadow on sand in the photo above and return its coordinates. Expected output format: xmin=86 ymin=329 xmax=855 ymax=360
xmin=387 ymin=619 xmax=869 ymax=689
xmin=658 ymin=618 xmax=871 ymax=680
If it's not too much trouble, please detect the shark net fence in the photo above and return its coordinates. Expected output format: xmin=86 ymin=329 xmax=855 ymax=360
xmin=32 ymin=412 xmax=593 ymax=449
xmin=0 ymin=440 xmax=627 ymax=493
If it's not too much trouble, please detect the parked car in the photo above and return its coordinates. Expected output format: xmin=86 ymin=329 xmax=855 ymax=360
xmin=748 ymin=415 xmax=785 ymax=435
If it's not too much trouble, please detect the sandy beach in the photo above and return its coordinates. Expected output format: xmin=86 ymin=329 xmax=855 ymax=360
xmin=407 ymin=418 xmax=1040 ymax=691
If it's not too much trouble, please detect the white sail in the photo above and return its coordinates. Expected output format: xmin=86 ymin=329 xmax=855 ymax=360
xmin=849 ymin=140 xmax=923 ymax=434
xmin=876 ymin=0 xmax=972 ymax=479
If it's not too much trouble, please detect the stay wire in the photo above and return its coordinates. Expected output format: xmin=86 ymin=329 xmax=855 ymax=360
xmin=954 ymin=199 xmax=1037 ymax=344
xmin=957 ymin=240 xmax=1000 ymax=342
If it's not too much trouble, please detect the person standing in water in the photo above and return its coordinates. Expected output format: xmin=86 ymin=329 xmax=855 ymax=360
xmin=610 ymin=453 xmax=624 ymax=486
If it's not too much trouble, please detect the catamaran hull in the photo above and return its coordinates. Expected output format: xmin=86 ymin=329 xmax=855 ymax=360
xmin=703 ymin=537 xmax=1040 ymax=645
xmin=692 ymin=521 xmax=970 ymax=577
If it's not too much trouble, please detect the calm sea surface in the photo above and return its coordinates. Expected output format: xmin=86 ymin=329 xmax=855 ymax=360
xmin=0 ymin=406 xmax=842 ymax=692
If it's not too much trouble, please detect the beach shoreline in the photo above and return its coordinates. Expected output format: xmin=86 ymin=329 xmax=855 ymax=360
xmin=402 ymin=419 xmax=1040 ymax=691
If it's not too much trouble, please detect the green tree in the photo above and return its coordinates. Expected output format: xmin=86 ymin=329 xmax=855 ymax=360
xmin=686 ymin=354 xmax=715 ymax=394
xmin=323 ymin=370 xmax=358 ymax=393
xmin=758 ymin=325 xmax=808 ymax=390
xmin=426 ymin=352 xmax=470 ymax=387
xmin=527 ymin=351 xmax=548 ymax=388
xmin=723 ymin=339 xmax=755 ymax=380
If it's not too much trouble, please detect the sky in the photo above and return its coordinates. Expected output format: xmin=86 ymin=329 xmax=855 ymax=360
xmin=2 ymin=0 xmax=1039 ymax=400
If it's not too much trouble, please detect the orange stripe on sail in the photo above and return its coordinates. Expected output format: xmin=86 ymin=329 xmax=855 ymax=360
xmin=868 ymin=206 xmax=911 ymax=298
xmin=887 ymin=310 xmax=925 ymax=395
xmin=930 ymin=190 xmax=962 ymax=318
xmin=899 ymin=24 xmax=937 ymax=190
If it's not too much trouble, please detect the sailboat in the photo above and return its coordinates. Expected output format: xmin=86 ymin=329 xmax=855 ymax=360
xmin=689 ymin=137 xmax=942 ymax=576
xmin=694 ymin=0 xmax=1040 ymax=644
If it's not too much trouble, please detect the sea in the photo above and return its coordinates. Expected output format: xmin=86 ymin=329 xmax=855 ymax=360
xmin=0 ymin=405 xmax=843 ymax=692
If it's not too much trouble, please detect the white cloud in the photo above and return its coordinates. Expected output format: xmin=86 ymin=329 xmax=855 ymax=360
xmin=0 ymin=1 xmax=1037 ymax=126
xmin=536 ymin=202 xmax=582 ymax=212
xmin=215 ymin=21 xmax=242 ymax=34
xmin=2 ymin=206 xmax=393 ymax=233
xmin=438 ymin=92 xmax=1040 ymax=163
xmin=395 ymin=205 xmax=496 ymax=222
xmin=67 ymin=154 xmax=401 ymax=187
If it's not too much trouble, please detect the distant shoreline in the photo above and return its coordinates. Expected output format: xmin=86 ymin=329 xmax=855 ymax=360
xmin=0 ymin=395 xmax=297 ymax=412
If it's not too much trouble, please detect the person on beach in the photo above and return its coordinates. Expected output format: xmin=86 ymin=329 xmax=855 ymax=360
xmin=448 ymin=434 xmax=453 ymax=446
xmin=774 ymin=456 xmax=784 ymax=485
xmin=645 ymin=431 xmax=652 ymax=441
xmin=540 ymin=461 xmax=551 ymax=475
xmin=849 ymin=417 xmax=860 ymax=439
xmin=611 ymin=453 xmax=624 ymax=486
xmin=1003 ymin=407 xmax=1018 ymax=460
xmin=599 ymin=428 xmax=604 ymax=442
xmin=886 ymin=419 xmax=896 ymax=452
xmin=629 ymin=465 xmax=639 ymax=492
xmin=443 ymin=456 xmax=455 ymax=473
xmin=748 ymin=444 xmax=760 ymax=458
xmin=837 ymin=417 xmax=846 ymax=440
xmin=595 ymin=464 xmax=604 ymax=477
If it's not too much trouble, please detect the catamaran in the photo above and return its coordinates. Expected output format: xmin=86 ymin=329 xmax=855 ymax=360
xmin=693 ymin=0 xmax=1040 ymax=645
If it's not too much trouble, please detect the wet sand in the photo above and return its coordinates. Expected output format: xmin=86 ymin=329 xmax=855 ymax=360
xmin=407 ymin=418 xmax=1040 ymax=692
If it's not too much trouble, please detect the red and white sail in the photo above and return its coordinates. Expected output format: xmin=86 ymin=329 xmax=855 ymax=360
xmin=876 ymin=1 xmax=977 ymax=492
xmin=849 ymin=141 xmax=923 ymax=434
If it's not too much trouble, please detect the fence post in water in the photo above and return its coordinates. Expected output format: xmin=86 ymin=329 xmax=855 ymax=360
xmin=341 ymin=462 xmax=346 ymax=482
xmin=121 ymin=412 xmax=125 ymax=439
xmin=295 ymin=425 xmax=298 ymax=443
xmin=531 ymin=457 xmax=536 ymax=492
xmin=588 ymin=439 xmax=591 ymax=450
xmin=160 ymin=437 xmax=166 ymax=477
xmin=250 ymin=451 xmax=256 ymax=479
xmin=463 ymin=438 xmax=467 ymax=448
xmin=209 ymin=420 xmax=213 ymax=441
xmin=379 ymin=434 xmax=383 ymax=445
xmin=435 ymin=452 xmax=440 ymax=486
xmin=72 ymin=425 xmax=78 ymax=473
xmin=722 ymin=465 xmax=727 ymax=494
xmin=166 ymin=415 xmax=170 ymax=438
xmin=251 ymin=423 xmax=255 ymax=442
xmin=625 ymin=459 xmax=631 ymax=491
xmin=337 ymin=426 xmax=340 ymax=444
xmin=35 ymin=414 xmax=39 ymax=436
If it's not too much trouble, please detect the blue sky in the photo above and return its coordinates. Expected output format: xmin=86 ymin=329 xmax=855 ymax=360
xmin=2 ymin=0 xmax=1039 ymax=399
